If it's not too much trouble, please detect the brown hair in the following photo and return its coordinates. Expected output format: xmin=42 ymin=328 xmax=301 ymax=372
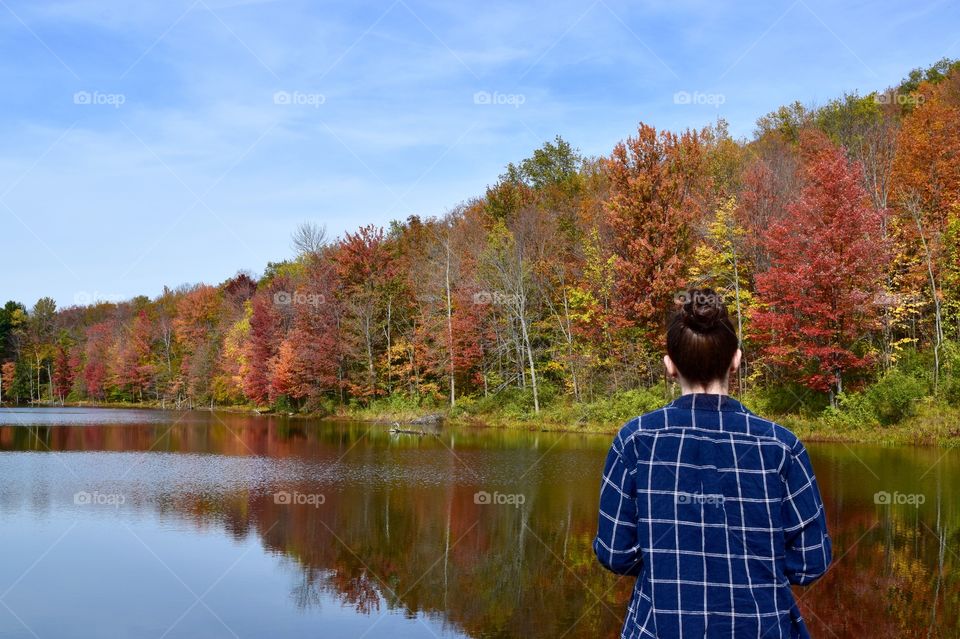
xmin=666 ymin=288 xmax=739 ymax=384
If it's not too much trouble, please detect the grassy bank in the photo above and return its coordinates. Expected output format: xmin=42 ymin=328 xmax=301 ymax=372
xmin=442 ymin=400 xmax=960 ymax=447
xmin=8 ymin=388 xmax=960 ymax=447
xmin=783 ymin=402 xmax=960 ymax=446
xmin=333 ymin=385 xmax=960 ymax=447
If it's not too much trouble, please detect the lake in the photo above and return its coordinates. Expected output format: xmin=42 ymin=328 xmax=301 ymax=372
xmin=0 ymin=407 xmax=957 ymax=638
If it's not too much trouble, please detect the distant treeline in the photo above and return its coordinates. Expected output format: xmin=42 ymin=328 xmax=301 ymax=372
xmin=2 ymin=59 xmax=959 ymax=419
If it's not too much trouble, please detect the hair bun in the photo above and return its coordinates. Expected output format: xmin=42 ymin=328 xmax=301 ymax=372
xmin=680 ymin=289 xmax=724 ymax=333
xmin=666 ymin=288 xmax=739 ymax=383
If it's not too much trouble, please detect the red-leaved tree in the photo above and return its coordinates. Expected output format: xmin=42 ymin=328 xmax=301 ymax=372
xmin=753 ymin=132 xmax=888 ymax=401
xmin=243 ymin=292 xmax=282 ymax=405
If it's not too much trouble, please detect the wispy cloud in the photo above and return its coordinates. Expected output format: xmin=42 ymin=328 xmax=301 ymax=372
xmin=1 ymin=0 xmax=957 ymax=307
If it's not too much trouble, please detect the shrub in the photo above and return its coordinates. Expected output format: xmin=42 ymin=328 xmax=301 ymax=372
xmin=864 ymin=369 xmax=928 ymax=425
xmin=828 ymin=369 xmax=928 ymax=427
xmin=455 ymin=381 xmax=562 ymax=421
xmin=349 ymin=393 xmax=440 ymax=419
xmin=941 ymin=340 xmax=960 ymax=407
xmin=741 ymin=382 xmax=828 ymax=417
xmin=302 ymin=395 xmax=337 ymax=416
xmin=271 ymin=394 xmax=295 ymax=413
xmin=575 ymin=386 xmax=668 ymax=426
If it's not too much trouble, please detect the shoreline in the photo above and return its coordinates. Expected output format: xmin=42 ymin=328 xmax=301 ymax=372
xmin=4 ymin=399 xmax=959 ymax=447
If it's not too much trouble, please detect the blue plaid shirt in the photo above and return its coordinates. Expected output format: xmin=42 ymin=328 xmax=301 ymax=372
xmin=594 ymin=393 xmax=831 ymax=639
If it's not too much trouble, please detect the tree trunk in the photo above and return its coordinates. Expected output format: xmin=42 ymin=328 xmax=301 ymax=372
xmin=445 ymin=240 xmax=455 ymax=408
xmin=731 ymin=248 xmax=745 ymax=393
xmin=385 ymin=299 xmax=393 ymax=394
xmin=363 ymin=309 xmax=375 ymax=396
xmin=517 ymin=294 xmax=539 ymax=413
xmin=911 ymin=201 xmax=943 ymax=393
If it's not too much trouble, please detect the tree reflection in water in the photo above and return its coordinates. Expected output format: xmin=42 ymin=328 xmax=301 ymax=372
xmin=0 ymin=411 xmax=957 ymax=638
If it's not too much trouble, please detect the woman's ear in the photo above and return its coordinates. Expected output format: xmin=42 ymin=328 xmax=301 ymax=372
xmin=729 ymin=348 xmax=742 ymax=373
xmin=663 ymin=354 xmax=679 ymax=379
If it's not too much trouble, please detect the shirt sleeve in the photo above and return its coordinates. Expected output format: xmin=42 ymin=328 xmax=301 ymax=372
xmin=780 ymin=439 xmax=832 ymax=585
xmin=593 ymin=433 xmax=642 ymax=576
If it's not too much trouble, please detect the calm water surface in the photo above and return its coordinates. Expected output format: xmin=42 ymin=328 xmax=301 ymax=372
xmin=0 ymin=407 xmax=957 ymax=638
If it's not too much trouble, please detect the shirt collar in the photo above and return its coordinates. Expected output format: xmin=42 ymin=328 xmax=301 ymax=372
xmin=665 ymin=393 xmax=750 ymax=413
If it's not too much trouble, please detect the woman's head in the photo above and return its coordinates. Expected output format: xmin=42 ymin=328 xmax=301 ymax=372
xmin=665 ymin=288 xmax=741 ymax=390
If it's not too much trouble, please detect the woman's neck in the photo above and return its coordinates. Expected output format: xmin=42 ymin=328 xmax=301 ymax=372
xmin=678 ymin=379 xmax=728 ymax=395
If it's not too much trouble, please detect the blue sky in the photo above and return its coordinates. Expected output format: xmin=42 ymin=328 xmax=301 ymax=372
xmin=1 ymin=0 xmax=958 ymax=309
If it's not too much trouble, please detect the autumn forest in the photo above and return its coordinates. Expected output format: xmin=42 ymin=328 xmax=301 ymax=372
xmin=2 ymin=59 xmax=959 ymax=430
